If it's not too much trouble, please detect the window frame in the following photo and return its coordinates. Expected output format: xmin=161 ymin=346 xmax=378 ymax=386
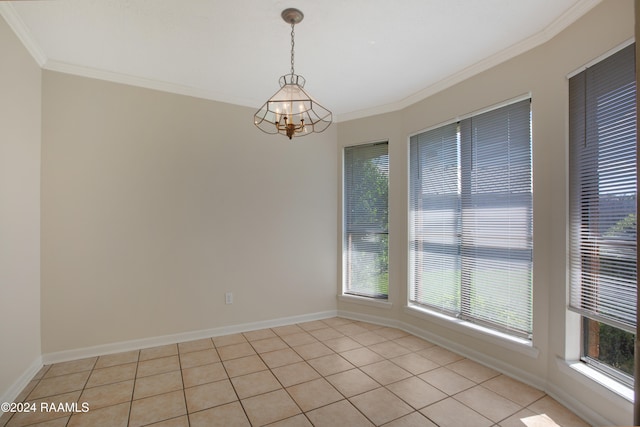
xmin=568 ymin=42 xmax=637 ymax=386
xmin=408 ymin=97 xmax=533 ymax=341
xmin=342 ymin=141 xmax=390 ymax=301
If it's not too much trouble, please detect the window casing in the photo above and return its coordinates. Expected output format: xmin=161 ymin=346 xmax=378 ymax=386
xmin=409 ymin=99 xmax=533 ymax=339
xmin=343 ymin=142 xmax=389 ymax=299
xmin=569 ymin=43 xmax=636 ymax=382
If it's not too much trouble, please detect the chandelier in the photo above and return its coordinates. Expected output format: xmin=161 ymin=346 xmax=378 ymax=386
xmin=254 ymin=8 xmax=332 ymax=139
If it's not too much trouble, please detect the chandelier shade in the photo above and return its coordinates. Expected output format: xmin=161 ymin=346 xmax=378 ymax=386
xmin=254 ymin=74 xmax=332 ymax=139
xmin=253 ymin=8 xmax=332 ymax=140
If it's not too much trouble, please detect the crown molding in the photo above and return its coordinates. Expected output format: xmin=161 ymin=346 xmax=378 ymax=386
xmin=0 ymin=2 xmax=46 ymax=66
xmin=0 ymin=1 xmax=264 ymax=110
xmin=3 ymin=0 xmax=600 ymax=123
xmin=42 ymin=60 xmax=351 ymax=121
xmin=43 ymin=60 xmax=267 ymax=109
xmin=338 ymin=0 xmax=602 ymax=122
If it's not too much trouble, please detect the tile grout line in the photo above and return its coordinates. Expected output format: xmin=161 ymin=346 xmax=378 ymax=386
xmin=127 ymin=350 xmax=140 ymax=427
xmin=8 ymin=318 xmax=582 ymax=427
xmin=250 ymin=329 xmax=299 ymax=420
xmin=210 ymin=338 xmax=251 ymax=427
xmin=248 ymin=328 xmax=312 ymax=427
xmin=176 ymin=342 xmax=190 ymax=427
xmin=286 ymin=323 xmax=381 ymax=426
xmin=76 ymin=355 xmax=98 ymax=425
xmin=35 ymin=328 xmax=450 ymax=426
xmin=276 ymin=320 xmax=383 ymax=426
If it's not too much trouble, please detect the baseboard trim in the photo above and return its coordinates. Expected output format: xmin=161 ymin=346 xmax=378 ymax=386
xmin=0 ymin=356 xmax=43 ymax=405
xmin=42 ymin=310 xmax=337 ymax=365
xmin=339 ymin=309 xmax=547 ymax=390
xmin=546 ymin=380 xmax=615 ymax=427
xmin=18 ymin=308 xmax=618 ymax=427
xmin=339 ymin=308 xmax=623 ymax=427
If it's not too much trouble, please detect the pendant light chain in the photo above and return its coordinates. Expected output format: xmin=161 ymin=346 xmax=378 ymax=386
xmin=253 ymin=8 xmax=332 ymax=139
xmin=290 ymin=22 xmax=295 ymax=76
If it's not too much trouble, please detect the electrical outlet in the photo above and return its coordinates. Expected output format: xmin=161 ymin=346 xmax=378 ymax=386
xmin=225 ymin=292 xmax=233 ymax=304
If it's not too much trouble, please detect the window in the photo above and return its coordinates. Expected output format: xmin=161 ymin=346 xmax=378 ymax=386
xmin=343 ymin=142 xmax=389 ymax=299
xmin=409 ymin=99 xmax=533 ymax=339
xmin=569 ymin=43 xmax=636 ymax=383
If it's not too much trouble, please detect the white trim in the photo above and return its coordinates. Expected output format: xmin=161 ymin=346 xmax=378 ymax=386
xmin=0 ymin=3 xmax=46 ymax=66
xmin=555 ymin=357 xmax=633 ymax=402
xmin=43 ymin=60 xmax=263 ymax=110
xmin=0 ymin=356 xmax=43 ymax=405
xmin=549 ymin=357 xmax=631 ymax=426
xmin=339 ymin=0 xmax=602 ymax=122
xmin=455 ymin=93 xmax=532 ymax=125
xmin=337 ymin=310 xmax=404 ymax=330
xmin=404 ymin=304 xmax=539 ymax=358
xmin=42 ymin=310 xmax=337 ymax=365
xmin=340 ymin=140 xmax=390 ymax=304
xmin=566 ymin=37 xmax=635 ymax=79
xmin=544 ymin=384 xmax=617 ymax=427
xmin=339 ymin=308 xmax=619 ymax=427
xmin=340 ymin=139 xmax=390 ymax=149
xmin=339 ymin=308 xmax=545 ymax=390
xmin=1 ymin=0 xmax=599 ymax=123
xmin=407 ymin=93 xmax=532 ymax=139
xmin=406 ymin=99 xmax=534 ymax=358
xmin=338 ymin=294 xmax=393 ymax=309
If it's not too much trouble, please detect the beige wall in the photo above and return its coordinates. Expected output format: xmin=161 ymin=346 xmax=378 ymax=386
xmin=0 ymin=15 xmax=42 ymax=399
xmin=40 ymin=72 xmax=338 ymax=353
xmin=338 ymin=1 xmax=635 ymax=425
xmin=1 ymin=1 xmax=637 ymax=424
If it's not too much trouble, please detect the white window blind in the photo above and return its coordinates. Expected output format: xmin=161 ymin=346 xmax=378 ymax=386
xmin=569 ymin=43 xmax=637 ymax=333
xmin=410 ymin=99 xmax=533 ymax=338
xmin=344 ymin=142 xmax=389 ymax=298
xmin=409 ymin=123 xmax=461 ymax=312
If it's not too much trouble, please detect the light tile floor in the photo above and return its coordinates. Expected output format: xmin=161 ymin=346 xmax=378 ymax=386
xmin=0 ymin=317 xmax=590 ymax=427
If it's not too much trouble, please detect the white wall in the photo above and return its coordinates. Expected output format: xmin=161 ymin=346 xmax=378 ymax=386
xmin=40 ymin=72 xmax=338 ymax=353
xmin=337 ymin=1 xmax=635 ymax=425
xmin=0 ymin=15 xmax=42 ymax=401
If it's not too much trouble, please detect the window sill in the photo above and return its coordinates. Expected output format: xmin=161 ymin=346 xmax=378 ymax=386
xmin=404 ymin=304 xmax=539 ymax=358
xmin=556 ymin=358 xmax=633 ymax=402
xmin=338 ymin=294 xmax=393 ymax=309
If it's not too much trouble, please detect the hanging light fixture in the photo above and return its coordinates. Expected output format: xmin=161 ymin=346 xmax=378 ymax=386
xmin=254 ymin=8 xmax=332 ymax=140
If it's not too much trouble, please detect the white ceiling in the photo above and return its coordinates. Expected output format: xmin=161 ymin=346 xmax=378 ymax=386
xmin=3 ymin=0 xmax=600 ymax=121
